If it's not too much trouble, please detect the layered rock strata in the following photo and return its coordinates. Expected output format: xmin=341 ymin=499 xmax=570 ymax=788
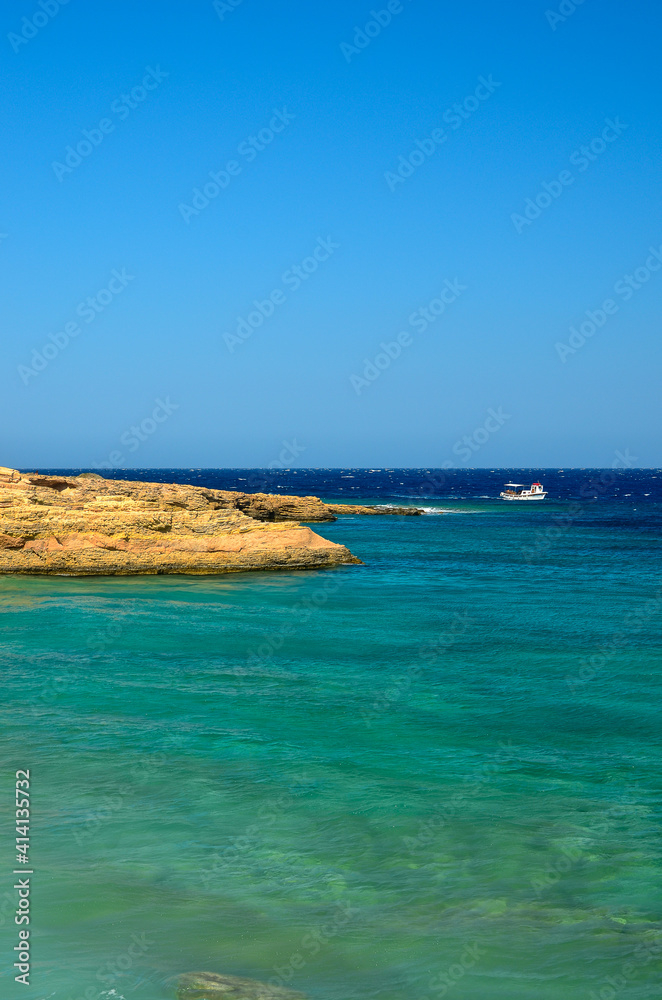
xmin=0 ymin=471 xmax=421 ymax=576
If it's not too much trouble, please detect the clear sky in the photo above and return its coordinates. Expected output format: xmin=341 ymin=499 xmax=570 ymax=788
xmin=1 ymin=0 xmax=660 ymax=469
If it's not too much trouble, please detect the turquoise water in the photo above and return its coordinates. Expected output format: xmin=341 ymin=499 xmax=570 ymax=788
xmin=1 ymin=470 xmax=661 ymax=1000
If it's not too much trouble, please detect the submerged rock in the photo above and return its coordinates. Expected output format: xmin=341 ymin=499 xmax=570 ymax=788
xmin=177 ymin=971 xmax=306 ymax=1000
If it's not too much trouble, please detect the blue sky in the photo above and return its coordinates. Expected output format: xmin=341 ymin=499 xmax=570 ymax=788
xmin=1 ymin=0 xmax=660 ymax=468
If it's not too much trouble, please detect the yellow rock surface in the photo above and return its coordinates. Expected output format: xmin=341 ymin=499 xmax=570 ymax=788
xmin=0 ymin=473 xmax=361 ymax=576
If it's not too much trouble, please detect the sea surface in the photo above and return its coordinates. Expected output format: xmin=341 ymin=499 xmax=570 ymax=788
xmin=1 ymin=469 xmax=661 ymax=1000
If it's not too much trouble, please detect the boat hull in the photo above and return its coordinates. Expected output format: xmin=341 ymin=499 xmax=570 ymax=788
xmin=500 ymin=492 xmax=547 ymax=501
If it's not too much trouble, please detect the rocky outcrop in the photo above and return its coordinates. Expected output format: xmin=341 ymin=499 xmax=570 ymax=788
xmin=0 ymin=470 xmax=422 ymax=576
xmin=0 ymin=471 xmax=361 ymax=576
xmin=219 ymin=491 xmax=336 ymax=522
xmin=325 ymin=503 xmax=420 ymax=517
xmin=177 ymin=971 xmax=305 ymax=999
xmin=209 ymin=492 xmax=422 ymax=522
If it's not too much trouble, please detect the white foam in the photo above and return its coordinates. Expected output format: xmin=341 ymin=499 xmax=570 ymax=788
xmin=418 ymin=506 xmax=481 ymax=514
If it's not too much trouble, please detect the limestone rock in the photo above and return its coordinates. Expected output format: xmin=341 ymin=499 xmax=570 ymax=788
xmin=0 ymin=473 xmax=361 ymax=576
xmin=325 ymin=503 xmax=421 ymax=517
xmin=177 ymin=971 xmax=306 ymax=1000
xmin=220 ymin=491 xmax=335 ymax=522
xmin=0 ymin=471 xmax=423 ymax=575
xmin=214 ymin=494 xmax=423 ymax=522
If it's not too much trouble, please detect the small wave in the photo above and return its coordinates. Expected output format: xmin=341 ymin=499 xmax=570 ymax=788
xmin=418 ymin=506 xmax=482 ymax=514
xmin=369 ymin=504 xmax=420 ymax=511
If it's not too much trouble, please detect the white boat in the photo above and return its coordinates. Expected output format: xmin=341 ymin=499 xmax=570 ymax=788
xmin=500 ymin=482 xmax=547 ymax=501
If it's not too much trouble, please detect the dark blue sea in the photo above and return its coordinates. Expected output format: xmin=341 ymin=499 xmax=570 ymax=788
xmin=2 ymin=469 xmax=661 ymax=1000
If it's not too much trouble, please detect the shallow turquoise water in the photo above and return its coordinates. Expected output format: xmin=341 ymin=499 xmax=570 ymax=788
xmin=1 ymin=471 xmax=661 ymax=1000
